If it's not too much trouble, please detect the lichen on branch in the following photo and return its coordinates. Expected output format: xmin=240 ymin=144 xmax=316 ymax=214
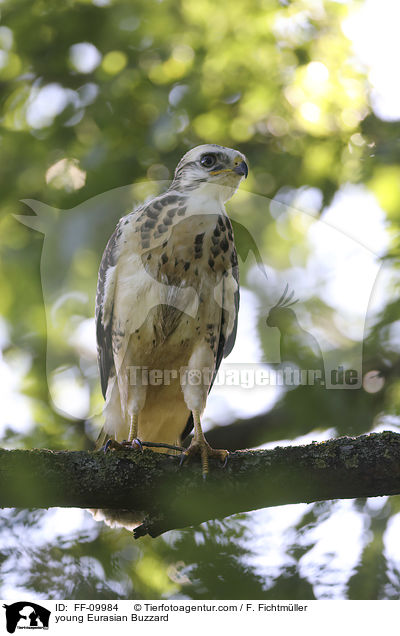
xmin=1 ymin=431 xmax=400 ymax=537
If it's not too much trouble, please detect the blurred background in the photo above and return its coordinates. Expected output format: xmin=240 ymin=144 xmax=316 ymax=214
xmin=0 ymin=0 xmax=400 ymax=599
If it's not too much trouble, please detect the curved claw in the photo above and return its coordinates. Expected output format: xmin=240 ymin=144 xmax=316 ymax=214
xmin=179 ymin=452 xmax=187 ymax=467
xmin=131 ymin=438 xmax=143 ymax=452
xmin=120 ymin=438 xmax=143 ymax=452
xmin=102 ymin=438 xmax=143 ymax=453
xmin=103 ymin=439 xmax=124 ymax=453
xmin=103 ymin=439 xmax=112 ymax=454
xmin=221 ymin=452 xmax=229 ymax=469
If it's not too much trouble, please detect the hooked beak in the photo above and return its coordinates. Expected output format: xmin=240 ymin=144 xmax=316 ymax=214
xmin=233 ymin=160 xmax=249 ymax=179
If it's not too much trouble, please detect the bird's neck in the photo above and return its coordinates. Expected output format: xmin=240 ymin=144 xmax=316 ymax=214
xmin=169 ymin=179 xmax=237 ymax=205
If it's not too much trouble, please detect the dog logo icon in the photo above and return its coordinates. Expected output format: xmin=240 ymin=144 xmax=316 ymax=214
xmin=2 ymin=602 xmax=50 ymax=633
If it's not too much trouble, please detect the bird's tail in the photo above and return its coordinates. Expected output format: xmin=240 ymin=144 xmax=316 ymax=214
xmin=88 ymin=507 xmax=145 ymax=531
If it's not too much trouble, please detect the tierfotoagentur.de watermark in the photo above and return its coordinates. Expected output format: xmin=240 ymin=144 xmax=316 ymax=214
xmin=127 ymin=364 xmax=359 ymax=389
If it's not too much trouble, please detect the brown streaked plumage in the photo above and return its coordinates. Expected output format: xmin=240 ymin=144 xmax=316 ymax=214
xmin=91 ymin=144 xmax=248 ymax=530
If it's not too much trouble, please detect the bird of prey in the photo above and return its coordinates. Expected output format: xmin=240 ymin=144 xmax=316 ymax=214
xmin=92 ymin=144 xmax=247 ymax=526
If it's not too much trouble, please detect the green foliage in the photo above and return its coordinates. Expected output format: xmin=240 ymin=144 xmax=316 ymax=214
xmin=0 ymin=0 xmax=399 ymax=600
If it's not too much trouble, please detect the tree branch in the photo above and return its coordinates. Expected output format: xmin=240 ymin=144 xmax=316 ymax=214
xmin=1 ymin=431 xmax=400 ymax=538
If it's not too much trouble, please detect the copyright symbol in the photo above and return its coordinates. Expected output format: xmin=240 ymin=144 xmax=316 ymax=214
xmin=134 ymin=604 xmax=142 ymax=611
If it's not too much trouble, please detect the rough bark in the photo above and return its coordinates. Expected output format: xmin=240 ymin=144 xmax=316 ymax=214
xmin=1 ymin=431 xmax=400 ymax=538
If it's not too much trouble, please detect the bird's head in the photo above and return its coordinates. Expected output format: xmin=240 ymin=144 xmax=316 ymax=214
xmin=171 ymin=144 xmax=248 ymax=202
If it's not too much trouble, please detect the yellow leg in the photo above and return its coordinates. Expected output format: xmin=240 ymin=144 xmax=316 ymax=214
xmin=181 ymin=409 xmax=229 ymax=478
xmin=128 ymin=413 xmax=138 ymax=443
xmin=193 ymin=409 xmax=209 ymax=476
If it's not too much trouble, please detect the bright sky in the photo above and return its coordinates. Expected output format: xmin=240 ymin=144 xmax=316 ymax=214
xmin=343 ymin=0 xmax=400 ymax=121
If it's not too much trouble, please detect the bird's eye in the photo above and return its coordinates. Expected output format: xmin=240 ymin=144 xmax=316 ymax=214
xmin=200 ymin=154 xmax=217 ymax=168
